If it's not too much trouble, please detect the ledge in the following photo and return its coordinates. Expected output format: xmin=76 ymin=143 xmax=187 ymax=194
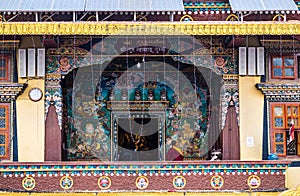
xmin=0 ymin=161 xmax=290 ymax=192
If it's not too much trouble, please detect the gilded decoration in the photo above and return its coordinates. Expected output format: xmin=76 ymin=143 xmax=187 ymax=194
xmin=0 ymin=22 xmax=300 ymax=35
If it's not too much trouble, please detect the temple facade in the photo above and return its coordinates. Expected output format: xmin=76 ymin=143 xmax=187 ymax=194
xmin=0 ymin=0 xmax=299 ymax=195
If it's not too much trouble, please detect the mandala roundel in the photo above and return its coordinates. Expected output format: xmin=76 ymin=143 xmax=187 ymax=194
xmin=60 ymin=176 xmax=74 ymax=190
xmin=98 ymin=176 xmax=112 ymax=190
xmin=173 ymin=175 xmax=186 ymax=189
xmin=247 ymin=175 xmax=261 ymax=189
xmin=135 ymin=176 xmax=149 ymax=190
xmin=22 ymin=176 xmax=36 ymax=191
xmin=210 ymin=175 xmax=224 ymax=189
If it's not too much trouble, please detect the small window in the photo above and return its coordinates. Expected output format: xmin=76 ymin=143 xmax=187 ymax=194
xmin=0 ymin=105 xmax=9 ymax=131
xmin=0 ymin=104 xmax=10 ymax=160
xmin=274 ymin=132 xmax=286 ymax=156
xmin=272 ymin=105 xmax=285 ymax=129
xmin=0 ymin=133 xmax=8 ymax=158
xmin=271 ymin=56 xmax=296 ymax=79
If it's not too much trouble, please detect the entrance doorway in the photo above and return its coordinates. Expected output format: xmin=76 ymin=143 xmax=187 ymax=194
xmin=112 ymin=112 xmax=165 ymax=161
xmin=117 ymin=118 xmax=159 ymax=161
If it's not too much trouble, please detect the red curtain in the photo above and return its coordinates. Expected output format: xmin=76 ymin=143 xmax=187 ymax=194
xmin=222 ymin=104 xmax=240 ymax=160
xmin=45 ymin=105 xmax=61 ymax=161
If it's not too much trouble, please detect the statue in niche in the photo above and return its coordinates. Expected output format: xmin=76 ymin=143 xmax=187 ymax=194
xmin=109 ymin=89 xmax=115 ymax=101
xmin=135 ymin=89 xmax=142 ymax=101
xmin=121 ymin=89 xmax=128 ymax=101
xmin=148 ymin=89 xmax=155 ymax=101
xmin=161 ymin=89 xmax=167 ymax=101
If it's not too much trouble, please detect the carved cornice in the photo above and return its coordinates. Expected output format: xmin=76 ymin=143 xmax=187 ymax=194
xmin=223 ymin=74 xmax=239 ymax=82
xmin=261 ymin=39 xmax=300 ymax=53
xmin=1 ymin=21 xmax=300 ymax=35
xmin=0 ymin=83 xmax=27 ymax=101
xmin=107 ymin=101 xmax=169 ymax=110
xmin=256 ymin=83 xmax=300 ymax=101
xmin=45 ymin=74 xmax=61 ymax=88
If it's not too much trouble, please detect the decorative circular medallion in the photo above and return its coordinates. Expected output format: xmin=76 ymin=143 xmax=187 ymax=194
xmin=22 ymin=176 xmax=36 ymax=191
xmin=247 ymin=175 xmax=261 ymax=189
xmin=60 ymin=176 xmax=73 ymax=190
xmin=135 ymin=176 xmax=149 ymax=190
xmin=173 ymin=176 xmax=186 ymax=189
xmin=210 ymin=175 xmax=224 ymax=189
xmin=98 ymin=176 xmax=112 ymax=190
xmin=28 ymin=88 xmax=43 ymax=102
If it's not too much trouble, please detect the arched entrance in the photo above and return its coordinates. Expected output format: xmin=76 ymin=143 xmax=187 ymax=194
xmin=61 ymin=54 xmax=216 ymax=161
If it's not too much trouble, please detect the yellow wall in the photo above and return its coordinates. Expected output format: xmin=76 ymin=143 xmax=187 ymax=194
xmin=16 ymin=36 xmax=45 ymax=162
xmin=239 ymin=76 xmax=264 ymax=160
xmin=286 ymin=167 xmax=300 ymax=189
xmin=16 ymin=79 xmax=45 ymax=162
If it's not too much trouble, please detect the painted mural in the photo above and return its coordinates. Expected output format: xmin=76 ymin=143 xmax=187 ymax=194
xmin=45 ymin=36 xmax=238 ymax=161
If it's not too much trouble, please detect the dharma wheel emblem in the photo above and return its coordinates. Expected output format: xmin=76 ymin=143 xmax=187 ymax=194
xmin=98 ymin=176 xmax=112 ymax=190
xmin=210 ymin=175 xmax=224 ymax=189
xmin=22 ymin=176 xmax=36 ymax=191
xmin=60 ymin=176 xmax=73 ymax=190
xmin=173 ymin=176 xmax=186 ymax=189
xmin=247 ymin=175 xmax=261 ymax=189
xmin=135 ymin=176 xmax=149 ymax=190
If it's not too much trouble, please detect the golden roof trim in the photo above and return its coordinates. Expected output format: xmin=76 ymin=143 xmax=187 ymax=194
xmin=0 ymin=21 xmax=300 ymax=35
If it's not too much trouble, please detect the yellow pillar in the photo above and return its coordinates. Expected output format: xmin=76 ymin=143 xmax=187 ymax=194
xmin=16 ymin=79 xmax=45 ymax=162
xmin=239 ymin=76 xmax=264 ymax=160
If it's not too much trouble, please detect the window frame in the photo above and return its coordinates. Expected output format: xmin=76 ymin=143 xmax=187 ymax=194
xmin=0 ymin=132 xmax=9 ymax=159
xmin=273 ymin=131 xmax=286 ymax=156
xmin=0 ymin=55 xmax=10 ymax=82
xmin=272 ymin=104 xmax=300 ymax=130
xmin=271 ymin=55 xmax=296 ymax=79
xmin=271 ymin=102 xmax=300 ymax=157
xmin=0 ymin=103 xmax=10 ymax=160
xmin=0 ymin=104 xmax=10 ymax=131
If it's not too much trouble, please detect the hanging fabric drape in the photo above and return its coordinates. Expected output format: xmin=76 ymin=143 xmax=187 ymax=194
xmin=45 ymin=104 xmax=62 ymax=161
xmin=222 ymin=102 xmax=240 ymax=160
